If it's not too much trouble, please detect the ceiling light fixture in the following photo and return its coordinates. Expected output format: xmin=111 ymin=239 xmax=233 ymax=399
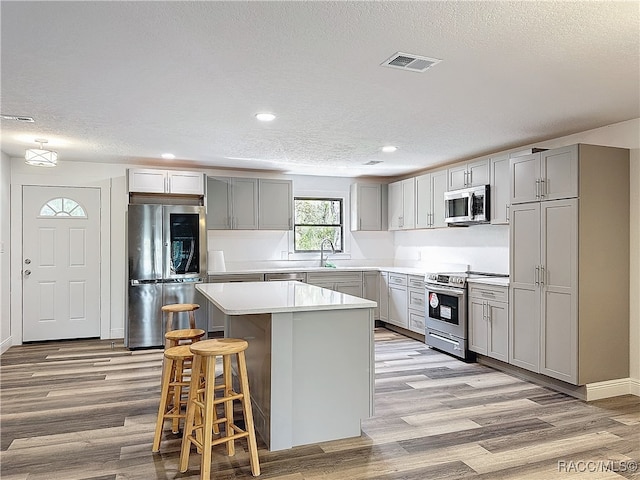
xmin=255 ymin=112 xmax=276 ymax=122
xmin=381 ymin=145 xmax=397 ymax=153
xmin=161 ymin=153 xmax=175 ymax=160
xmin=25 ymin=139 xmax=57 ymax=167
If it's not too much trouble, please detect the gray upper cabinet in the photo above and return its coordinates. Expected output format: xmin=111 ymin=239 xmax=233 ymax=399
xmin=350 ymin=183 xmax=388 ymax=231
xmin=510 ymin=145 xmax=578 ymax=205
xmin=415 ymin=169 xmax=447 ymax=229
xmin=206 ymin=177 xmax=232 ymax=229
xmin=258 ymin=179 xmax=293 ymax=230
xmin=388 ymin=178 xmax=415 ymax=230
xmin=490 ymin=154 xmax=510 ymax=224
xmin=206 ymin=177 xmax=258 ymax=230
xmin=207 ymin=177 xmax=292 ymax=230
xmin=447 ymin=158 xmax=490 ymax=190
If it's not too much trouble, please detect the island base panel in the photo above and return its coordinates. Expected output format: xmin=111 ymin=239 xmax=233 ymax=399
xmin=228 ymin=308 xmax=374 ymax=451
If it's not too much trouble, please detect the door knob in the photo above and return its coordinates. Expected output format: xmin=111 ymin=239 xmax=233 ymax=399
xmin=24 ymin=270 xmax=31 ymax=276
xmin=24 ymin=258 xmax=31 ymax=264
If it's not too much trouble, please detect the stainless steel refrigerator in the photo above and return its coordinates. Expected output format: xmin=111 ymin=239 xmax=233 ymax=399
xmin=126 ymin=204 xmax=208 ymax=348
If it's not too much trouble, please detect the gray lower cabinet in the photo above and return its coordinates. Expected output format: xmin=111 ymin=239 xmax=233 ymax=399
xmin=379 ymin=272 xmax=389 ymax=322
xmin=306 ymin=271 xmax=363 ymax=298
xmin=362 ymin=271 xmax=380 ymax=319
xmin=468 ymin=283 xmax=508 ymax=362
xmin=407 ymin=275 xmax=425 ymax=335
xmin=387 ymin=273 xmax=408 ymax=329
xmin=207 ymin=273 xmax=265 ymax=332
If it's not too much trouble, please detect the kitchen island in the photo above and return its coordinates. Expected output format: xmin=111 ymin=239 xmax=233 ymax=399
xmin=195 ymin=281 xmax=376 ymax=451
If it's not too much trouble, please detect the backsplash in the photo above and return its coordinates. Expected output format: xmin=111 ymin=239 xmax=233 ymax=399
xmin=393 ymin=225 xmax=509 ymax=274
xmin=207 ymin=225 xmax=508 ymax=274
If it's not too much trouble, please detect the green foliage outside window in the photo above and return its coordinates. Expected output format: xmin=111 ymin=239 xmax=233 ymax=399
xmin=294 ymin=198 xmax=343 ymax=252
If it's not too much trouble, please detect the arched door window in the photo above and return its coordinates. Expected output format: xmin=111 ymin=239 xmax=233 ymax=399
xmin=38 ymin=197 xmax=87 ymax=218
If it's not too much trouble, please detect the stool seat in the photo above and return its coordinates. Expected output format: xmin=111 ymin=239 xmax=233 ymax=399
xmin=190 ymin=338 xmax=249 ymax=357
xmin=162 ymin=303 xmax=200 ymax=314
xmin=165 ymin=328 xmax=206 ymax=349
xmin=164 ymin=344 xmax=193 ymax=360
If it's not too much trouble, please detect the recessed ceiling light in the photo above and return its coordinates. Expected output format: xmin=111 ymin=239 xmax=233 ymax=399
xmin=161 ymin=153 xmax=175 ymax=160
xmin=255 ymin=112 xmax=276 ymax=122
xmin=381 ymin=146 xmax=397 ymax=153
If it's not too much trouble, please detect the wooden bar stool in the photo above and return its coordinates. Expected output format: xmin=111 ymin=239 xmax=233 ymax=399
xmin=152 ymin=345 xmax=193 ymax=452
xmin=162 ymin=303 xmax=205 ymax=348
xmin=179 ymin=338 xmax=260 ymax=478
xmin=163 ymin=303 xmax=200 ymax=331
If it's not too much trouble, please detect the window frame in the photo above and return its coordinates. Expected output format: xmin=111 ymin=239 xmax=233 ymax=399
xmin=293 ymin=196 xmax=344 ymax=253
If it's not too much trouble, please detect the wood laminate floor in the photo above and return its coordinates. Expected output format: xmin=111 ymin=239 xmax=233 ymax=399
xmin=1 ymin=328 xmax=638 ymax=479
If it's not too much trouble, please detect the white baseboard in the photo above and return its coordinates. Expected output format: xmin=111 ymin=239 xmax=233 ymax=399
xmin=109 ymin=328 xmax=124 ymax=339
xmin=585 ymin=378 xmax=639 ymax=401
xmin=630 ymin=378 xmax=640 ymax=397
xmin=0 ymin=336 xmax=12 ymax=355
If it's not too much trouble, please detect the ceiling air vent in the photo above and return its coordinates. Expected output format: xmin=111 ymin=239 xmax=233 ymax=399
xmin=364 ymin=161 xmax=383 ymax=166
xmin=381 ymin=52 xmax=441 ymax=73
xmin=1 ymin=114 xmax=35 ymax=122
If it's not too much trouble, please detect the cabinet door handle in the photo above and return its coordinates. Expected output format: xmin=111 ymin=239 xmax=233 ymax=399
xmin=534 ymin=265 xmax=540 ymax=285
xmin=482 ymin=301 xmax=487 ymax=320
xmin=506 ymin=204 xmax=510 ymax=222
xmin=467 ymin=170 xmax=472 ymax=186
xmin=540 ymin=178 xmax=546 ymax=198
xmin=535 ymin=179 xmax=540 ymax=199
xmin=486 ymin=303 xmax=491 ymax=322
xmin=540 ymin=265 xmax=545 ymax=285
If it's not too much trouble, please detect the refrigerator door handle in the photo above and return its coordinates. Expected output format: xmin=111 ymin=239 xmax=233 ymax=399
xmin=130 ymin=279 xmax=162 ymax=286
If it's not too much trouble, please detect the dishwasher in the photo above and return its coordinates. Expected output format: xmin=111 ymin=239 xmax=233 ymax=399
xmin=264 ymin=272 xmax=307 ymax=282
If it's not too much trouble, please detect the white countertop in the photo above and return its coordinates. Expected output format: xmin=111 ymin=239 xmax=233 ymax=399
xmin=196 ymin=281 xmax=377 ymax=315
xmin=207 ymin=266 xmax=429 ymax=276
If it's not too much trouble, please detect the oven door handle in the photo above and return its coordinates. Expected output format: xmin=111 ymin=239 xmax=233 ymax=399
xmin=425 ymin=284 xmax=466 ymax=296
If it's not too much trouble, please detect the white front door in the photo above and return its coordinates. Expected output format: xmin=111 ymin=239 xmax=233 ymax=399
xmin=22 ymin=186 xmax=101 ymax=341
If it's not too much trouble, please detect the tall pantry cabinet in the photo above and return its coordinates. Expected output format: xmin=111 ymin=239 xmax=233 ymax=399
xmin=509 ymin=144 xmax=629 ymax=385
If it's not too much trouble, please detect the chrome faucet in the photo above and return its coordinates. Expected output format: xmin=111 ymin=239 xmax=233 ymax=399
xmin=319 ymin=238 xmax=335 ymax=267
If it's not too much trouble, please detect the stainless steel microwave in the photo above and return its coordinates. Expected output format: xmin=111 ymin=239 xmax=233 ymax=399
xmin=444 ymin=185 xmax=490 ymax=225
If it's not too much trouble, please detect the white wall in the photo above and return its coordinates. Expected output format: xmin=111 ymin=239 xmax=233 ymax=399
xmin=0 ymin=152 xmax=11 ymax=353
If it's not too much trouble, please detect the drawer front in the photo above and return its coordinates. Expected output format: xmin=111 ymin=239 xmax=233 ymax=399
xmin=408 ymin=275 xmax=425 ymax=289
xmin=469 ymin=284 xmax=508 ymax=302
xmin=306 ymin=271 xmax=363 ymax=284
xmin=408 ymin=287 xmax=425 ymax=310
xmin=409 ymin=311 xmax=425 ymax=333
xmin=388 ymin=273 xmax=407 ymax=287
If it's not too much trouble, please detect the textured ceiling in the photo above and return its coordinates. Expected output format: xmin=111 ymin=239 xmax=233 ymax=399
xmin=1 ymin=1 xmax=639 ymax=177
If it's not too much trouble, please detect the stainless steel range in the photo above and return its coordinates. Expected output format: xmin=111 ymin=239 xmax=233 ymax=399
xmin=424 ymin=272 xmax=470 ymax=360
